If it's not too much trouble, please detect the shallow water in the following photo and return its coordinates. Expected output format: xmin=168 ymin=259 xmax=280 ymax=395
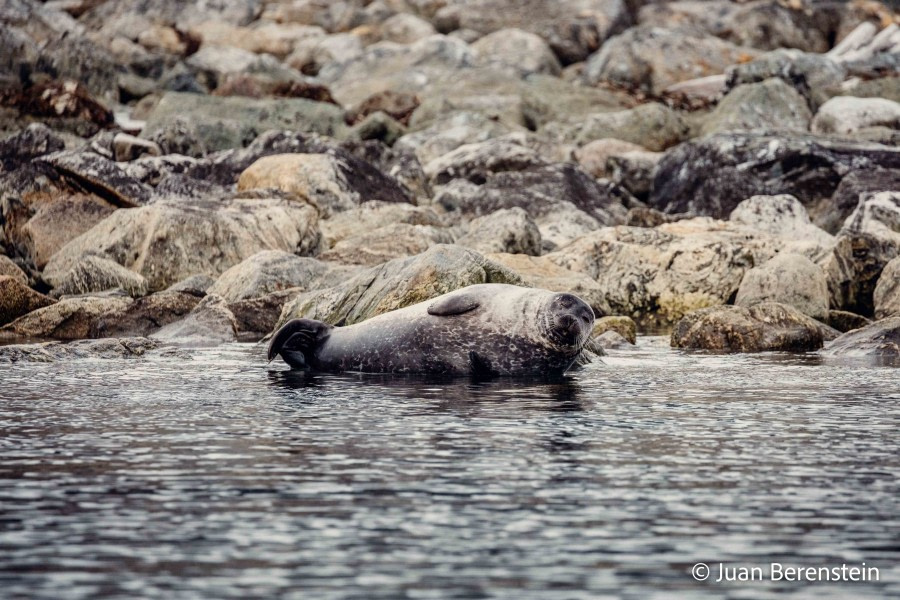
xmin=1 ymin=338 xmax=898 ymax=599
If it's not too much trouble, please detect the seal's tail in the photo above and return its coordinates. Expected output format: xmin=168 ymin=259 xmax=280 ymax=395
xmin=268 ymin=319 xmax=332 ymax=369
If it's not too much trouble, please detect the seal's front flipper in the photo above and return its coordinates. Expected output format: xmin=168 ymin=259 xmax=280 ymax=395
xmin=268 ymin=319 xmax=332 ymax=370
xmin=468 ymin=351 xmax=499 ymax=380
xmin=428 ymin=292 xmax=480 ymax=316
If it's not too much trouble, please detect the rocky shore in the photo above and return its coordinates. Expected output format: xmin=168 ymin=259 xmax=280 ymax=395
xmin=1 ymin=0 xmax=899 ymax=361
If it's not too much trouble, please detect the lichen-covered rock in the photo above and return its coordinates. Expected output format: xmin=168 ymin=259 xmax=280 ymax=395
xmin=320 ymin=202 xmax=445 ymax=248
xmin=424 ymin=137 xmax=548 ymax=185
xmin=671 ymin=302 xmax=837 ymax=353
xmin=52 ymin=256 xmax=148 ymax=298
xmin=812 ymin=96 xmax=900 ymax=136
xmin=698 ymin=78 xmax=812 ymax=136
xmin=0 ymin=256 xmax=28 ymax=285
xmin=735 ymin=253 xmax=829 ymax=320
xmin=166 ymin=274 xmax=216 ymax=296
xmin=395 ymin=111 xmax=520 ymax=165
xmin=208 ymin=251 xmax=355 ymax=302
xmin=319 ymin=223 xmax=455 ymax=266
xmin=874 ymin=257 xmax=900 ymax=320
xmin=0 ymin=337 xmax=163 ymax=363
xmin=821 ymin=317 xmax=900 ymax=358
xmin=456 ymin=208 xmax=541 ymax=256
xmin=0 ymin=123 xmax=65 ymax=169
xmin=0 ymin=276 xmax=55 ymax=326
xmin=729 ymin=195 xmax=835 ymax=248
xmin=278 ymin=245 xmax=522 ymax=327
xmin=39 ymin=151 xmax=152 ymax=207
xmin=470 ymin=28 xmax=560 ymax=75
xmin=574 ymin=138 xmax=647 ymax=178
xmin=606 ymin=150 xmax=662 ymax=198
xmin=1 ymin=295 xmax=132 ymax=340
xmin=724 ymin=49 xmax=845 ymax=110
xmin=151 ymin=294 xmax=238 ymax=346
xmin=546 ymin=103 xmax=688 ymax=152
xmin=828 ymin=169 xmax=900 ymax=235
xmin=592 ymin=315 xmax=637 ymax=345
xmin=43 ymin=197 xmax=321 ymax=292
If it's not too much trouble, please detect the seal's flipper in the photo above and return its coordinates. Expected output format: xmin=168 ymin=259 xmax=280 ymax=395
xmin=428 ymin=293 xmax=480 ymax=316
xmin=468 ymin=351 xmax=498 ymax=379
xmin=268 ymin=319 xmax=332 ymax=370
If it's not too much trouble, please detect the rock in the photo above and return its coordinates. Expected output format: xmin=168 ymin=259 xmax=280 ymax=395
xmin=735 ymin=253 xmax=829 ymax=320
xmin=583 ymin=26 xmax=759 ymax=95
xmin=842 ymin=191 xmax=900 ymax=245
xmin=0 ymin=276 xmax=55 ymax=326
xmin=671 ymin=302 xmax=836 ymax=353
xmin=625 ymin=207 xmax=690 ymax=228
xmin=39 ymin=151 xmax=152 ymax=207
xmin=424 ymin=137 xmax=548 ymax=185
xmin=456 ymin=207 xmax=542 ymax=256
xmin=151 ymin=294 xmax=238 ymax=346
xmin=0 ymin=124 xmax=65 ymax=169
xmin=166 ymin=274 xmax=216 ymax=296
xmin=546 ymin=220 xmax=781 ymax=327
xmin=187 ymin=44 xmax=302 ymax=87
xmin=729 ymin=194 xmax=834 ymax=261
xmin=824 ymin=310 xmax=872 ymax=334
xmin=278 ymin=244 xmax=522 ymax=326
xmin=874 ymin=257 xmax=900 ymax=319
xmin=0 ymin=337 xmax=162 ymax=363
xmin=470 ymin=28 xmax=561 ymax=75
xmin=379 ymin=13 xmax=437 ymax=44
xmin=828 ymin=169 xmax=900 ymax=235
xmin=285 ymin=32 xmax=364 ymax=75
xmin=347 ymin=91 xmax=420 ymax=127
xmin=52 ymin=255 xmax=148 ymax=298
xmin=44 ymin=197 xmax=321 ymax=292
xmin=191 ymin=21 xmax=325 ymax=59
xmin=395 ymin=111 xmax=521 ymax=165
xmin=699 ymin=78 xmax=812 ymax=136
xmin=320 ymin=201 xmax=444 ymax=247
xmin=337 ymin=139 xmax=430 ymax=200
xmin=1 ymin=295 xmax=131 ymax=340
xmin=90 ymin=290 xmax=202 ymax=338
xmin=33 ymin=34 xmax=120 ymax=103
xmin=824 ymin=232 xmax=899 ymax=317
xmin=592 ymin=315 xmax=636 ymax=344
xmin=520 ymin=73 xmax=629 ymax=130
xmin=0 ymin=255 xmax=28 ymax=285
xmin=821 ymin=316 xmax=900 ymax=358
xmin=724 ymin=49 xmax=846 ymax=110
xmin=649 ymin=132 xmax=900 ymax=233
xmin=140 ymin=92 xmax=349 ymax=153
xmin=228 ymin=288 xmax=300 ymax=339
xmin=812 ymin=96 xmax=900 ymax=137
xmin=546 ymin=103 xmax=689 ymax=152
xmin=485 ymin=252 xmax=607 ymax=314
xmin=433 ymin=0 xmax=629 ymax=64
xmin=208 ymin=251 xmax=355 ymax=302
xmin=236 ymin=152 xmax=413 ymax=215
xmin=319 ymin=223 xmax=455 ymax=266
xmin=82 ymin=0 xmax=261 ymax=35
xmin=574 ymin=138 xmax=646 ymax=178
xmin=0 ymin=81 xmax=113 ymax=137
xmin=592 ymin=330 xmax=632 ymax=350
xmin=112 ymin=133 xmax=162 ymax=162
xmin=606 ymin=150 xmax=662 ymax=198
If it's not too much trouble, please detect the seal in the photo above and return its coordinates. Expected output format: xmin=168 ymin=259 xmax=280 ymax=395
xmin=268 ymin=284 xmax=595 ymax=377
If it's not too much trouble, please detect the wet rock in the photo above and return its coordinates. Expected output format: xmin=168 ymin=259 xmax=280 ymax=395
xmin=456 ymin=208 xmax=541 ymax=256
xmin=0 ymin=337 xmax=162 ymax=363
xmin=821 ymin=316 xmax=900 ymax=358
xmin=228 ymin=288 xmax=300 ymax=339
xmin=874 ymin=256 xmax=900 ymax=320
xmin=151 ymin=294 xmax=237 ymax=346
xmin=39 ymin=151 xmax=152 ymax=207
xmin=319 ymin=223 xmax=455 ymax=266
xmin=236 ymin=152 xmax=413 ymax=216
xmin=811 ymin=96 xmax=900 ymax=136
xmin=278 ymin=244 xmax=522 ymax=326
xmin=649 ymin=132 xmax=900 ymax=232
xmin=139 ymin=92 xmax=349 ymax=153
xmin=823 ymin=310 xmax=872 ymax=334
xmin=574 ymin=138 xmax=646 ymax=178
xmin=546 ymin=220 xmax=781 ymax=327
xmin=592 ymin=330 xmax=631 ymax=350
xmin=824 ymin=232 xmax=899 ymax=317
xmin=90 ymin=290 xmax=202 ymax=338
xmin=44 ymin=197 xmax=321 ymax=292
xmin=208 ymin=251 xmax=355 ymax=302
xmin=433 ymin=0 xmax=629 ymax=64
xmin=671 ymin=302 xmax=836 ymax=353
xmin=0 ymin=276 xmax=55 ymax=326
xmin=1 ymin=295 xmax=131 ymax=340
xmin=0 ymin=256 xmax=28 ymax=285
xmin=424 ymin=137 xmax=548 ymax=185
xmin=724 ymin=49 xmax=846 ymax=110
xmin=592 ymin=315 xmax=637 ymax=344
xmin=583 ymin=26 xmax=759 ymax=95
xmin=379 ymin=13 xmax=437 ymax=44
xmin=699 ymin=78 xmax=812 ymax=136
xmin=735 ymin=253 xmax=829 ymax=320
xmin=470 ymin=28 xmax=561 ymax=75
xmin=546 ymin=103 xmax=688 ymax=152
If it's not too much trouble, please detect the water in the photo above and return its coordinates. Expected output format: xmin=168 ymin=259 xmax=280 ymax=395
xmin=1 ymin=338 xmax=898 ymax=599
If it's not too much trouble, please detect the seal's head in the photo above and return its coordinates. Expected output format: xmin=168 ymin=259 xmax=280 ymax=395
xmin=541 ymin=292 xmax=595 ymax=350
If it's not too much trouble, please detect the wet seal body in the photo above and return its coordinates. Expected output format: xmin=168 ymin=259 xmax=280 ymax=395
xmin=268 ymin=284 xmax=595 ymax=377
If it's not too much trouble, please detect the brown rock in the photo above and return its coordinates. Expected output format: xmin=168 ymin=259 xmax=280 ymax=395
xmin=2 ymin=295 xmax=131 ymax=340
xmin=592 ymin=316 xmax=636 ymax=344
xmin=347 ymin=91 xmax=420 ymax=126
xmin=90 ymin=290 xmax=202 ymax=338
xmin=0 ymin=276 xmax=56 ymax=326
xmin=823 ymin=310 xmax=872 ymax=333
xmin=20 ymin=194 xmax=116 ymax=269
xmin=0 ymin=256 xmax=28 ymax=285
xmin=229 ymin=288 xmax=300 ymax=338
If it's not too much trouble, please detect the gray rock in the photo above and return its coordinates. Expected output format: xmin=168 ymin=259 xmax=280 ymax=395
xmin=729 ymin=194 xmax=834 ymax=262
xmin=278 ymin=244 xmax=522 ymax=327
xmin=841 ymin=191 xmax=900 ymax=246
xmin=208 ymin=251 xmax=355 ymax=302
xmin=470 ymin=28 xmax=560 ymax=75
xmin=457 ymin=208 xmax=542 ymax=256
xmin=320 ymin=201 xmax=445 ymax=248
xmin=90 ymin=290 xmax=202 ymax=338
xmin=39 ymin=151 xmax=152 ymax=207
xmin=699 ymin=78 xmax=812 ymax=136
xmin=44 ymin=197 xmax=321 ymax=292
xmin=395 ymin=111 xmax=520 ymax=165
xmin=337 ymin=139 xmax=430 ymax=201
xmin=821 ymin=316 xmax=900 ymax=358
xmin=874 ymin=256 xmax=900 ymax=320
xmin=546 ymin=103 xmax=689 ymax=152
xmin=824 ymin=232 xmax=899 ymax=317
xmin=823 ymin=310 xmax=871 ymax=334
xmin=228 ymin=288 xmax=301 ymax=339
xmin=724 ymin=49 xmax=846 ymax=110
xmin=606 ymin=150 xmax=662 ymax=198
xmin=112 ymin=133 xmax=162 ymax=162
xmin=671 ymin=302 xmax=838 ymax=353
xmin=827 ymin=169 xmax=900 ymax=235
xmin=574 ymin=138 xmax=647 ymax=178
xmin=593 ymin=330 xmax=632 ymax=350
xmin=33 ymin=35 xmax=120 ymax=103
xmin=319 ymin=223 xmax=455 ymax=266
xmin=1 ymin=295 xmax=131 ymax=340
xmin=0 ymin=255 xmax=28 ymax=285
xmin=0 ymin=275 xmax=55 ymax=326
xmin=0 ymin=123 xmax=65 ymax=168
xmin=592 ymin=315 xmax=637 ymax=344
xmin=424 ymin=137 xmax=548 ymax=185
xmin=166 ymin=274 xmax=216 ymax=296
xmin=812 ymin=96 xmax=900 ymax=136
xmin=0 ymin=337 xmax=162 ymax=363
xmin=379 ymin=13 xmax=437 ymax=44
xmin=52 ymin=256 xmax=148 ymax=298
xmin=735 ymin=253 xmax=829 ymax=320
xmin=151 ymin=294 xmax=238 ymax=346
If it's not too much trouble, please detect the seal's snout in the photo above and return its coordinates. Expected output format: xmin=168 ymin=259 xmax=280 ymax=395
xmin=548 ymin=293 xmax=594 ymax=347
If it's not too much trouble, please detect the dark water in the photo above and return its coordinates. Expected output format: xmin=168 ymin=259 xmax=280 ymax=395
xmin=1 ymin=338 xmax=898 ymax=599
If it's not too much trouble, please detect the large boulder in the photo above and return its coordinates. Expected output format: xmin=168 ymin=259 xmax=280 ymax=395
xmin=874 ymin=257 xmax=900 ymax=320
xmin=1 ymin=295 xmax=132 ymax=340
xmin=698 ymin=78 xmax=812 ymax=136
xmin=278 ymin=244 xmax=522 ymax=327
xmin=470 ymin=28 xmax=561 ymax=75
xmin=90 ymin=290 xmax=202 ymax=338
xmin=671 ymin=302 xmax=837 ymax=353
xmin=456 ymin=208 xmax=541 ymax=256
xmin=649 ymin=132 xmax=900 ymax=233
xmin=545 ymin=219 xmax=781 ymax=327
xmin=320 ymin=201 xmax=445 ymax=247
xmin=0 ymin=276 xmax=55 ymax=326
xmin=150 ymin=294 xmax=238 ymax=346
xmin=43 ymin=197 xmax=321 ymax=292
xmin=0 ymin=337 xmax=163 ymax=363
xmin=729 ymin=194 xmax=834 ymax=262
xmin=724 ymin=49 xmax=846 ymax=110
xmin=423 ymin=137 xmax=548 ymax=185
xmin=51 ymin=256 xmax=149 ymax=298
xmin=394 ymin=111 xmax=520 ymax=165
xmin=207 ymin=251 xmax=355 ymax=302
xmin=38 ymin=151 xmax=152 ymax=208
xmin=228 ymin=288 xmax=301 ymax=339
xmin=20 ymin=194 xmax=117 ymax=269
xmin=735 ymin=253 xmax=829 ymax=320
xmin=319 ymin=223 xmax=455 ymax=266
xmin=821 ymin=317 xmax=900 ymax=358
xmin=546 ymin=103 xmax=688 ymax=152
xmin=811 ymin=96 xmax=900 ymax=136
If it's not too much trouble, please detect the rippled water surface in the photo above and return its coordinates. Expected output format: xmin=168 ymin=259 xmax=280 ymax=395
xmin=1 ymin=338 xmax=898 ymax=599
